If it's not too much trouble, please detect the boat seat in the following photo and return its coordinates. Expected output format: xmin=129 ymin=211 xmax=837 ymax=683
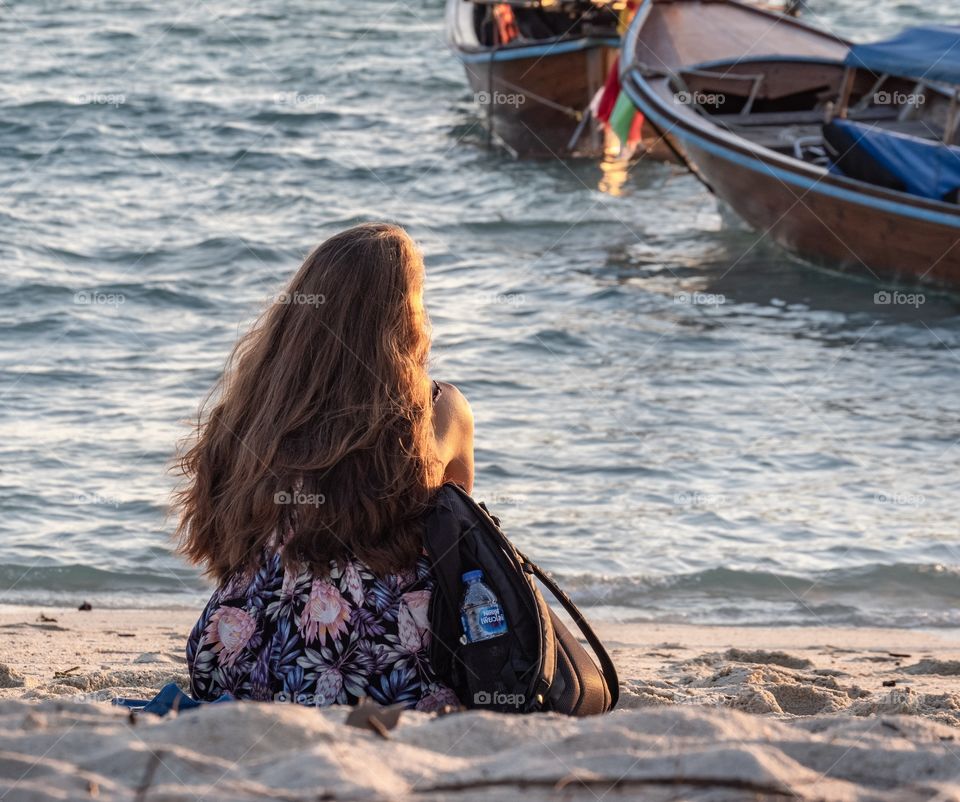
xmin=823 ymin=119 xmax=960 ymax=202
xmin=712 ymin=106 xmax=897 ymax=128
xmin=725 ymin=122 xmax=823 ymax=152
xmin=710 ymin=108 xmax=898 ymax=155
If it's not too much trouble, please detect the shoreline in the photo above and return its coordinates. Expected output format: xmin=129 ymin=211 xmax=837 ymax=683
xmin=4 ymin=601 xmax=960 ymax=631
xmin=2 ymin=606 xmax=958 ymax=708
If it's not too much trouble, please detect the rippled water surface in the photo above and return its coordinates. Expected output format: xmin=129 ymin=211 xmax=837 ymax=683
xmin=1 ymin=0 xmax=959 ymax=626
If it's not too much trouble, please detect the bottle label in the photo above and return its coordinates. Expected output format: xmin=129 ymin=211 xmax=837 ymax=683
xmin=461 ymin=603 xmax=508 ymax=642
xmin=479 ymin=606 xmax=505 ymax=630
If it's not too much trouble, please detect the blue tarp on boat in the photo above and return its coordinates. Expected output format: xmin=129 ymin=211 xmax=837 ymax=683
xmin=845 ymin=27 xmax=960 ymax=85
xmin=828 ymin=119 xmax=960 ymax=202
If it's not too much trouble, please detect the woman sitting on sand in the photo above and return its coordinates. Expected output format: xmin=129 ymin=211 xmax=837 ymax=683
xmin=175 ymin=223 xmax=474 ymax=710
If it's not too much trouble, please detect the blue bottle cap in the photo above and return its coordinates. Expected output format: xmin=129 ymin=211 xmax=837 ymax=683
xmin=462 ymin=570 xmax=483 ymax=583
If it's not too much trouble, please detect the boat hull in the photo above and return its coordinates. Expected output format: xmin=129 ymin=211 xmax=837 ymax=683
xmin=622 ymin=0 xmax=960 ymax=288
xmin=680 ymin=133 xmax=960 ymax=287
xmin=458 ymin=42 xmax=616 ymax=158
xmin=445 ymin=0 xmax=623 ymax=157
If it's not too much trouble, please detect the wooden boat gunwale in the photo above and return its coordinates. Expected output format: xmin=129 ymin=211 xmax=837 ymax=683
xmin=452 ymin=34 xmax=620 ymax=63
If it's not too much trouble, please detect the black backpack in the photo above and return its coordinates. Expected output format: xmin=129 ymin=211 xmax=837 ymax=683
xmin=423 ymin=483 xmax=619 ymax=716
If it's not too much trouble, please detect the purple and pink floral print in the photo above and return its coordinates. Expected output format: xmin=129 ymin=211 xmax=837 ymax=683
xmin=186 ymin=550 xmax=459 ymax=711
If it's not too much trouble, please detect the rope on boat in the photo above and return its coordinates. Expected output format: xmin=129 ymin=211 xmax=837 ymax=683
xmin=486 ymin=73 xmax=584 ymax=120
xmin=486 ymin=5 xmax=497 ymax=148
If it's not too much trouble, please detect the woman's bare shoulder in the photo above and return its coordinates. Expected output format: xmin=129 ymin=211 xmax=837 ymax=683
xmin=432 ymin=381 xmax=474 ymax=491
xmin=432 ymin=382 xmax=474 ymax=455
xmin=434 ymin=381 xmax=473 ymax=425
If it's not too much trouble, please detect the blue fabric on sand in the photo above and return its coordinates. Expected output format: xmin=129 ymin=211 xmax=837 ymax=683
xmin=112 ymin=682 xmax=233 ymax=715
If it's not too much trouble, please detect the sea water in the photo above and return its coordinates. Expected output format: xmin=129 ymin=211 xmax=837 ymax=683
xmin=0 ymin=0 xmax=958 ymax=627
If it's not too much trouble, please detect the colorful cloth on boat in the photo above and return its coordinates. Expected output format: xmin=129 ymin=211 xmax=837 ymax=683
xmin=609 ymin=91 xmax=643 ymax=152
xmin=596 ymin=55 xmax=621 ymax=125
xmin=186 ymin=550 xmax=459 ymax=712
xmin=596 ymin=55 xmax=644 ymax=156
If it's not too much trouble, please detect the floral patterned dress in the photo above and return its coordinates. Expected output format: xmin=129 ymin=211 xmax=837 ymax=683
xmin=186 ymin=548 xmax=460 ymax=711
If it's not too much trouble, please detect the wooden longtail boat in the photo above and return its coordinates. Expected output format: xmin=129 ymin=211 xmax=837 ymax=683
xmin=620 ymin=0 xmax=960 ymax=289
xmin=445 ymin=0 xmax=620 ymax=158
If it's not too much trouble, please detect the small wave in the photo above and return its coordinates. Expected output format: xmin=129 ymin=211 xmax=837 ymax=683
xmin=248 ymin=110 xmax=344 ymax=126
xmin=521 ymin=328 xmax=591 ymax=352
xmin=558 ymin=563 xmax=960 ymax=628
xmin=561 ymin=563 xmax=960 ymax=601
xmin=0 ymin=563 xmax=206 ymax=597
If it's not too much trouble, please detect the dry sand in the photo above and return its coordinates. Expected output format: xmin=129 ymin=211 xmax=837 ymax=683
xmin=2 ymin=606 xmax=960 ymax=800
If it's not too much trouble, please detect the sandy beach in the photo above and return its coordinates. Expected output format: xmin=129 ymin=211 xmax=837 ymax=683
xmin=2 ymin=607 xmax=960 ymax=801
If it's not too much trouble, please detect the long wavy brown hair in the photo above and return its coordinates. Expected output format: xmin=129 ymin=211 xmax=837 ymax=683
xmin=174 ymin=223 xmax=440 ymax=582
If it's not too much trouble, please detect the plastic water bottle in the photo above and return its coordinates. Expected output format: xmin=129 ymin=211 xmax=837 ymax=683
xmin=459 ymin=570 xmax=508 ymax=643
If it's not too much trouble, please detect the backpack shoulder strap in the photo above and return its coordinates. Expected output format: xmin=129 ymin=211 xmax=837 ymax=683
xmin=422 ymin=488 xmax=468 ymax=679
xmin=520 ymin=555 xmax=620 ymax=708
